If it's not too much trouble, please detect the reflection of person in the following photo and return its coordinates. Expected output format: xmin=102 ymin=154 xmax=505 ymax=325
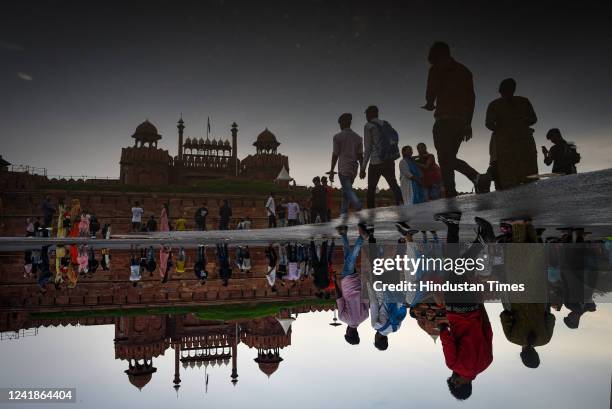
xmin=334 ymin=225 xmax=370 ymax=345
xmin=160 ymin=204 xmax=170 ymax=232
xmin=438 ymin=305 xmax=492 ymax=401
xmin=159 ymin=245 xmax=172 ymax=283
xmin=365 ymin=224 xmax=408 ymax=351
xmin=193 ymin=245 xmax=208 ymax=284
xmin=500 ymin=304 xmax=554 ymax=368
xmin=434 ymin=211 xmax=494 ymax=401
xmin=216 ymin=241 xmax=231 ymax=286
xmin=559 ymin=228 xmax=598 ymax=329
xmin=129 ymin=245 xmax=141 ymax=287
xmin=310 ymin=239 xmax=334 ymax=297
xmin=265 ymin=244 xmax=278 ymax=291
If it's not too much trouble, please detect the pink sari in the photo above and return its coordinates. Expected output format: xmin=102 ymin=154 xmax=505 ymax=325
xmin=160 ymin=208 xmax=169 ymax=232
xmin=159 ymin=246 xmax=170 ymax=279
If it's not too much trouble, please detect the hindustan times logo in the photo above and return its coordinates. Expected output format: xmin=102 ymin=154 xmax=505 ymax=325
xmin=372 ymin=255 xmax=486 ymax=276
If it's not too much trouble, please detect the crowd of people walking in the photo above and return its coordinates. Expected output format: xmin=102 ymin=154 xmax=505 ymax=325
xmin=327 ymin=41 xmax=581 ymax=214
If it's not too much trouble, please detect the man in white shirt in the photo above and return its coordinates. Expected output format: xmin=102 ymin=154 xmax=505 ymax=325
xmin=282 ymin=196 xmax=301 ymax=226
xmin=131 ymin=201 xmax=144 ymax=232
xmin=266 ymin=192 xmax=276 ymax=228
xmin=329 ymin=113 xmax=363 ymax=215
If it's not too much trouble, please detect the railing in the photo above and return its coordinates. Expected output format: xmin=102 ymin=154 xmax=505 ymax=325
xmin=8 ymin=164 xmax=120 ymax=183
xmin=9 ymin=164 xmax=47 ymax=176
xmin=46 ymin=175 xmax=119 ymax=183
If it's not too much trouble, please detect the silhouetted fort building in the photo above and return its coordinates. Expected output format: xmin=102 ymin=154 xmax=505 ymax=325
xmin=119 ymin=118 xmax=290 ymax=186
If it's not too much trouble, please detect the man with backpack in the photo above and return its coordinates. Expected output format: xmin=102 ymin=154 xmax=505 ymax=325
xmin=360 ymin=105 xmax=403 ymax=208
xmin=542 ymin=128 xmax=579 ymax=175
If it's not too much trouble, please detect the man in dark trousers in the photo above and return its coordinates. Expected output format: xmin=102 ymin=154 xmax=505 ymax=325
xmin=422 ymin=41 xmax=489 ymax=197
xmin=361 ymin=105 xmax=403 ymax=208
xmin=194 ymin=201 xmax=209 ymax=231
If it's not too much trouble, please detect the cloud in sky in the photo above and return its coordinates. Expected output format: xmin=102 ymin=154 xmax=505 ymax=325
xmin=16 ymin=72 xmax=32 ymax=81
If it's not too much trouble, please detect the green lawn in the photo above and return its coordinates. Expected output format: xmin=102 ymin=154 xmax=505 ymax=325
xmin=30 ymin=298 xmax=336 ymax=321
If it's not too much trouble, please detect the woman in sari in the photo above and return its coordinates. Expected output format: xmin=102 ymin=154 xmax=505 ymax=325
xmin=160 ymin=203 xmax=170 ymax=232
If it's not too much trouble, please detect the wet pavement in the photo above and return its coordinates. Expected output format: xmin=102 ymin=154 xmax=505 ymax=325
xmin=1 ymin=169 xmax=611 ymax=251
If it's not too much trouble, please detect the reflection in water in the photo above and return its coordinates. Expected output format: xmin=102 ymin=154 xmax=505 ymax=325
xmin=0 ymin=305 xmax=611 ymax=409
xmin=1 ymin=219 xmax=612 ymax=408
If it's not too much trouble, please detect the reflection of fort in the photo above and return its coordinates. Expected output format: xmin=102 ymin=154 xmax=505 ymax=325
xmin=108 ymin=306 xmax=329 ymax=391
xmin=0 ymin=304 xmax=335 ymax=392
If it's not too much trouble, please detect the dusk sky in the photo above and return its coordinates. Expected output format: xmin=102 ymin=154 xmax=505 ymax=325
xmin=2 ymin=1 xmax=611 ymax=191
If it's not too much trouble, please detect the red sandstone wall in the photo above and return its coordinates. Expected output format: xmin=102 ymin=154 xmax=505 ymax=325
xmin=0 ymin=245 xmax=351 ymax=316
xmin=0 ymin=188 xmax=390 ymax=236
